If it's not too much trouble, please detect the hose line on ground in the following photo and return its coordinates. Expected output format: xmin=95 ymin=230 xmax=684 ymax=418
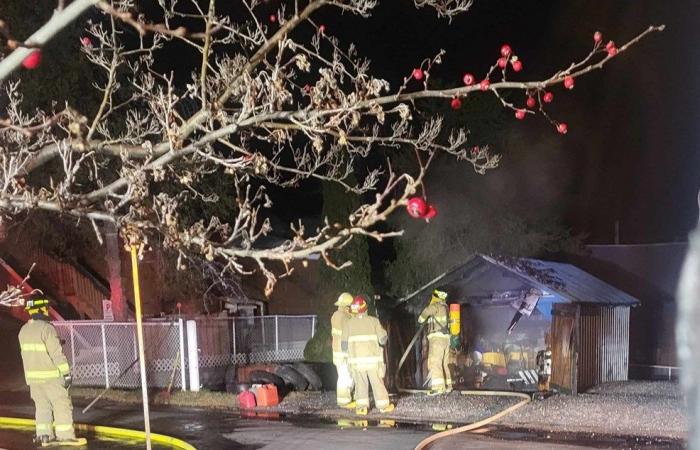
xmin=393 ymin=322 xmax=532 ymax=450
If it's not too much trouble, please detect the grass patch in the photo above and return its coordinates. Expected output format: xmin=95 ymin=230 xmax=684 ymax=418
xmin=71 ymin=388 xmax=239 ymax=410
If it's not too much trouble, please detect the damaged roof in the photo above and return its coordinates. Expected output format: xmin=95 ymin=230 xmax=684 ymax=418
xmin=398 ymin=254 xmax=640 ymax=309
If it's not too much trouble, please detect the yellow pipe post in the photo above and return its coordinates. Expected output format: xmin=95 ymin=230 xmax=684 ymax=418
xmin=131 ymin=245 xmax=152 ymax=450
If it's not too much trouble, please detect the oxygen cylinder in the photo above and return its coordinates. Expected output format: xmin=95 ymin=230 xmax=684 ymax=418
xmin=449 ymin=303 xmax=460 ymax=349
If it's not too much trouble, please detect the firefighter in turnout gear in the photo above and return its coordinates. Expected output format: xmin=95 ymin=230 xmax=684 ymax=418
xmin=331 ymin=292 xmax=355 ymax=408
xmin=18 ymin=298 xmax=86 ymax=447
xmin=341 ymin=296 xmax=394 ymax=416
xmin=419 ymin=289 xmax=452 ymax=394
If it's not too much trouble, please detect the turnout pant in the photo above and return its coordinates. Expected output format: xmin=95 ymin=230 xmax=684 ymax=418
xmin=30 ymin=380 xmax=75 ymax=440
xmin=427 ymin=334 xmax=452 ymax=391
xmin=352 ymin=365 xmax=390 ymax=410
xmin=334 ymin=361 xmax=354 ymax=406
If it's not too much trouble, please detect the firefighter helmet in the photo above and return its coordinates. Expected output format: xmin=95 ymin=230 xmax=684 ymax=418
xmin=350 ymin=295 xmax=368 ymax=314
xmin=25 ymin=297 xmax=49 ymax=315
xmin=335 ymin=292 xmax=354 ymax=307
xmin=430 ymin=289 xmax=448 ymax=304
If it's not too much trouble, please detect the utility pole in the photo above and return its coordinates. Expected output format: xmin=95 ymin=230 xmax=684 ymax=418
xmin=130 ymin=246 xmax=151 ymax=449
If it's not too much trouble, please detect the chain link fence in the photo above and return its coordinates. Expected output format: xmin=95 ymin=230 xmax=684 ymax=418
xmin=54 ymin=315 xmax=316 ymax=391
xmin=54 ymin=320 xmax=186 ymax=390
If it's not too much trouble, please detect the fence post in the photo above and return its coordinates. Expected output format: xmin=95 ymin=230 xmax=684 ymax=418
xmin=232 ymin=318 xmax=237 ymax=359
xmin=275 ymin=316 xmax=279 ymax=353
xmin=101 ymin=323 xmax=110 ymax=389
xmin=70 ymin=324 xmax=75 ymax=368
xmin=261 ymin=316 xmax=266 ymax=346
xmin=311 ymin=316 xmax=316 ymax=338
xmin=186 ymin=320 xmax=200 ymax=392
xmin=178 ymin=319 xmax=187 ymax=392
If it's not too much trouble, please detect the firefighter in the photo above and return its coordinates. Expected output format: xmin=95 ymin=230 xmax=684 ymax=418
xmin=331 ymin=292 xmax=355 ymax=408
xmin=418 ymin=289 xmax=452 ymax=394
xmin=341 ymin=295 xmax=394 ymax=415
xmin=18 ymin=298 xmax=85 ymax=446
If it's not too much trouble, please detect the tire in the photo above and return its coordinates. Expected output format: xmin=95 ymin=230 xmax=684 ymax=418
xmin=247 ymin=370 xmax=285 ymax=388
xmin=291 ymin=362 xmax=323 ymax=391
xmin=273 ymin=365 xmax=308 ymax=391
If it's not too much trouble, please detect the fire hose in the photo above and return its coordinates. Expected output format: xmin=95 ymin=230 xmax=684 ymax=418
xmin=394 ymin=323 xmax=531 ymax=450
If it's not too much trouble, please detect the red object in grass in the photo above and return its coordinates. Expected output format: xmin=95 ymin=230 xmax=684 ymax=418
xmin=238 ymin=390 xmax=256 ymax=408
xmin=543 ymin=91 xmax=554 ymax=103
xmin=500 ymin=44 xmax=512 ymax=57
xmin=424 ymin=205 xmax=437 ymax=220
xmin=564 ymin=76 xmax=575 ymax=90
xmin=515 ymin=109 xmax=526 ymax=120
xmin=479 ymin=79 xmax=490 ymax=91
xmin=462 ymin=73 xmax=475 ymax=86
xmin=594 ymin=31 xmax=603 ymax=43
xmin=526 ymin=97 xmax=536 ymax=108
xmin=557 ymin=123 xmax=568 ymax=134
xmin=450 ymin=97 xmax=462 ymax=110
xmin=511 ymin=60 xmax=523 ymax=72
xmin=497 ymin=57 xmax=508 ymax=69
xmin=412 ymin=68 xmax=424 ymax=81
xmin=407 ymin=197 xmax=428 ymax=218
xmin=22 ymin=50 xmax=42 ymax=69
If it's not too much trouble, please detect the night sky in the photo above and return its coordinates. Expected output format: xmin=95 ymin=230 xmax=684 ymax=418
xmin=315 ymin=0 xmax=700 ymax=244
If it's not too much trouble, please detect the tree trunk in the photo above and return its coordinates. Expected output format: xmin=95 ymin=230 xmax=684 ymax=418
xmin=105 ymin=223 xmax=128 ymax=321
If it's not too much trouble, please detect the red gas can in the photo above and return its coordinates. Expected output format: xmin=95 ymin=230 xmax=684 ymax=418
xmin=238 ymin=390 xmax=256 ymax=409
xmin=256 ymin=384 xmax=279 ymax=407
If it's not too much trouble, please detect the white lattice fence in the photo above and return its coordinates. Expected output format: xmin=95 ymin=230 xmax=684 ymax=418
xmin=54 ymin=321 xmax=187 ymax=390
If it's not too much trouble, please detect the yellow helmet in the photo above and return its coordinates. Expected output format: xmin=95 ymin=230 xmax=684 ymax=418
xmin=335 ymin=292 xmax=354 ymax=307
xmin=25 ymin=298 xmax=49 ymax=315
xmin=431 ymin=289 xmax=448 ymax=304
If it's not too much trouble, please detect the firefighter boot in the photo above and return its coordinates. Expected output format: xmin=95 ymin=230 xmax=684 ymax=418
xmin=379 ymin=403 xmax=395 ymax=414
xmin=355 ymin=406 xmax=368 ymax=416
xmin=33 ymin=435 xmax=52 ymax=446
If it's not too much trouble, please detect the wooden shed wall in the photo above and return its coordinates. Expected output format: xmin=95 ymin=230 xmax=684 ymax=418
xmin=577 ymin=305 xmax=630 ymax=392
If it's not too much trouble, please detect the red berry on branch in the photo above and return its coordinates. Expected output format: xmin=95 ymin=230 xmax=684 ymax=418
xmin=462 ymin=73 xmax=475 ymax=85
xmin=319 ymin=24 xmax=326 ymax=33
xmin=407 ymin=197 xmax=428 ymax=218
xmin=564 ymin=76 xmax=575 ymax=90
xmin=594 ymin=31 xmax=603 ymax=43
xmin=21 ymin=50 xmax=42 ymax=69
xmin=270 ymin=14 xmax=277 ymax=23
xmin=479 ymin=79 xmax=490 ymax=91
xmin=412 ymin=68 xmax=424 ymax=81
xmin=470 ymin=146 xmax=480 ymax=157
xmin=80 ymin=36 xmax=92 ymax=48
xmin=557 ymin=123 xmax=568 ymax=134
xmin=543 ymin=91 xmax=554 ymax=103
xmin=424 ymin=205 xmax=437 ymax=220
xmin=497 ymin=57 xmax=508 ymax=69
xmin=500 ymin=44 xmax=512 ymax=57
xmin=511 ymin=60 xmax=523 ymax=72
xmin=607 ymin=46 xmax=618 ymax=56
xmin=526 ymin=96 xmax=536 ymax=108
xmin=450 ymin=97 xmax=462 ymax=110
xmin=515 ymin=109 xmax=526 ymax=120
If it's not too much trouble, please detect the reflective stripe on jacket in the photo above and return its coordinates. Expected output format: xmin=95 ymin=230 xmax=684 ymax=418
xmin=331 ymin=308 xmax=352 ymax=364
xmin=418 ymin=302 xmax=449 ymax=337
xmin=341 ymin=314 xmax=387 ymax=369
xmin=18 ymin=319 xmax=70 ymax=385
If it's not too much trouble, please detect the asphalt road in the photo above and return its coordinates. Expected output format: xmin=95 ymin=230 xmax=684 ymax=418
xmin=0 ymin=395 xmax=684 ymax=450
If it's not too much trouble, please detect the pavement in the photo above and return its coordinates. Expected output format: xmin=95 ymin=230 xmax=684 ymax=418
xmin=0 ymin=390 xmax=686 ymax=450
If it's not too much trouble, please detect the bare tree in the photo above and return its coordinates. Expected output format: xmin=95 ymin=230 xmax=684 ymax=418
xmin=0 ymin=0 xmax=662 ymax=296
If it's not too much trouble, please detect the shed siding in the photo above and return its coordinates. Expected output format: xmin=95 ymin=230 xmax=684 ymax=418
xmin=578 ymin=305 xmax=630 ymax=391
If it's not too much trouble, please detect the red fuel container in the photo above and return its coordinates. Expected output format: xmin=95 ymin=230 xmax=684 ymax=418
xmin=238 ymin=390 xmax=256 ymax=409
xmin=256 ymin=384 xmax=279 ymax=407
